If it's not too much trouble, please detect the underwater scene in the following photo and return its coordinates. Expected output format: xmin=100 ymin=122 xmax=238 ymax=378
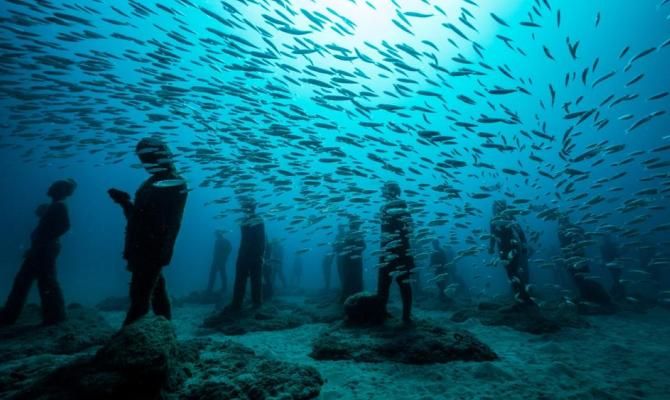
xmin=1 ymin=0 xmax=670 ymax=398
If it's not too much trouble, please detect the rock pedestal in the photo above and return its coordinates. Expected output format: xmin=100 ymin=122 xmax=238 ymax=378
xmin=343 ymin=292 xmax=386 ymax=325
xmin=451 ymin=301 xmax=589 ymax=334
xmin=311 ymin=319 xmax=497 ymax=364
xmin=9 ymin=315 xmax=324 ymax=400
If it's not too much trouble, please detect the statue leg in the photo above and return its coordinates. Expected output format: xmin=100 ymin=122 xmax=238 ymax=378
xmin=37 ymin=252 xmax=66 ymax=325
xmin=250 ymin=261 xmax=262 ymax=307
xmin=1 ymin=254 xmax=38 ymax=325
xmin=396 ymin=270 xmax=412 ymax=322
xmin=151 ymin=272 xmax=171 ymax=320
xmin=124 ymin=263 xmax=159 ymax=326
xmin=206 ymin=263 xmax=217 ymax=293
xmin=230 ymin=261 xmax=249 ymax=310
xmin=376 ymin=264 xmax=392 ymax=311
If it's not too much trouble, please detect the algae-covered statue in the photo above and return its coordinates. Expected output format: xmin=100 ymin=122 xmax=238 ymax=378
xmin=228 ymin=197 xmax=265 ymax=311
xmin=377 ymin=181 xmax=415 ymax=322
xmin=1 ymin=179 xmax=76 ymax=326
xmin=108 ymin=137 xmax=187 ymax=326
xmin=488 ymin=200 xmax=535 ymax=307
xmin=207 ymin=230 xmax=232 ymax=295
xmin=558 ymin=213 xmax=614 ymax=312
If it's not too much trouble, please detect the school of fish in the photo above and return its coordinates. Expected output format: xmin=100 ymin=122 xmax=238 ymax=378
xmin=0 ymin=0 xmax=669 ymax=297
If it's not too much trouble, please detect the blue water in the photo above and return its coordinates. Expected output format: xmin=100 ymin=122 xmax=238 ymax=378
xmin=0 ymin=0 xmax=668 ymax=305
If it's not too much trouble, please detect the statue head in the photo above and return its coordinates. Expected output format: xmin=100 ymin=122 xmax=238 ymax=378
xmin=239 ymin=196 xmax=257 ymax=214
xmin=47 ymin=179 xmax=77 ymax=201
xmin=492 ymin=200 xmax=507 ymax=215
xmin=382 ymin=181 xmax=401 ymax=200
xmin=136 ymin=137 xmax=175 ymax=175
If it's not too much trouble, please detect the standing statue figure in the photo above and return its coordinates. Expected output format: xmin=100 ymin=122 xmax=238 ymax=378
xmin=207 ymin=230 xmax=232 ymax=295
xmin=430 ymin=239 xmax=450 ymax=302
xmin=340 ymin=215 xmax=366 ymax=302
xmin=558 ymin=213 xmax=614 ymax=311
xmin=229 ymin=197 xmax=265 ymax=311
xmin=1 ymin=179 xmax=76 ymax=326
xmin=638 ymin=243 xmax=659 ymax=283
xmin=488 ymin=200 xmax=535 ymax=307
xmin=270 ymin=239 xmax=286 ymax=290
xmin=321 ymin=250 xmax=335 ymax=291
xmin=108 ymin=137 xmax=188 ymax=326
xmin=260 ymin=238 xmax=285 ymax=300
xmin=377 ymin=182 xmax=415 ymax=322
xmin=262 ymin=236 xmax=274 ymax=300
xmin=334 ymin=224 xmax=346 ymax=291
xmin=600 ymin=234 xmax=625 ymax=300
xmin=291 ymin=255 xmax=303 ymax=289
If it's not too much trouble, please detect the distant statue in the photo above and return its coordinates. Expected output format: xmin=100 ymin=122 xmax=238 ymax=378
xmin=207 ymin=230 xmax=232 ymax=295
xmin=1 ymin=179 xmax=76 ymax=326
xmin=430 ymin=239 xmax=450 ymax=302
xmin=558 ymin=213 xmax=613 ymax=310
xmin=291 ymin=255 xmax=303 ymax=289
xmin=340 ymin=215 xmax=366 ymax=302
xmin=444 ymin=245 xmax=469 ymax=300
xmin=228 ymin=197 xmax=265 ymax=311
xmin=334 ymin=224 xmax=346 ymax=291
xmin=271 ymin=239 xmax=286 ymax=289
xmin=321 ymin=251 xmax=335 ymax=291
xmin=377 ymin=182 xmax=414 ymax=322
xmin=488 ymin=200 xmax=535 ymax=307
xmin=108 ymin=137 xmax=188 ymax=326
xmin=263 ymin=237 xmax=285 ymax=300
xmin=262 ymin=236 xmax=274 ymax=300
xmin=600 ymin=234 xmax=625 ymax=300
xmin=638 ymin=243 xmax=658 ymax=281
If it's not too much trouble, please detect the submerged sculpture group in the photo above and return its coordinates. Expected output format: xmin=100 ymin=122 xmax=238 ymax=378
xmin=1 ymin=137 xmax=624 ymax=328
xmin=0 ymin=137 xmax=657 ymax=399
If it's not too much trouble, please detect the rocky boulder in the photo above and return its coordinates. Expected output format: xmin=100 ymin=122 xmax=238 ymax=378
xmin=9 ymin=316 xmax=177 ymax=400
xmin=4 ymin=313 xmax=325 ymax=400
xmin=0 ymin=304 xmax=114 ymax=362
xmin=202 ymin=303 xmax=311 ymax=335
xmin=343 ymin=292 xmax=386 ymax=325
xmin=451 ymin=300 xmax=589 ymax=334
xmin=182 ymin=339 xmax=323 ymax=400
xmin=311 ymin=319 xmax=497 ymax=364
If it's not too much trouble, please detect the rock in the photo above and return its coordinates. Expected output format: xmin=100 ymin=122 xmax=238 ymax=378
xmin=4 ymin=314 xmax=325 ymax=400
xmin=202 ymin=303 xmax=311 ymax=335
xmin=95 ymin=296 xmax=130 ymax=312
xmin=182 ymin=340 xmax=323 ymax=400
xmin=451 ymin=300 xmax=589 ymax=334
xmin=310 ymin=319 xmax=497 ymax=364
xmin=0 ymin=304 xmax=115 ymax=362
xmin=575 ymin=279 xmax=618 ymax=315
xmin=0 ymin=353 xmax=89 ymax=398
xmin=0 ymin=305 xmax=115 ymax=399
xmin=343 ymin=292 xmax=385 ymax=325
xmin=8 ymin=316 xmax=178 ymax=400
xmin=94 ymin=316 xmax=178 ymax=389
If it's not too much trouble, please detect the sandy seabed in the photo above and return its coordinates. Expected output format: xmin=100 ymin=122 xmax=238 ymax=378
xmin=99 ymin=297 xmax=670 ymax=400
